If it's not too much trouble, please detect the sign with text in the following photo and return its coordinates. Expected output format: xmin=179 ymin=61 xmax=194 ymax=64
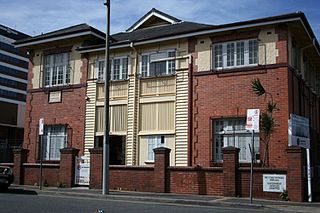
xmin=245 ymin=109 xmax=260 ymax=132
xmin=263 ymin=174 xmax=286 ymax=192
xmin=288 ymin=114 xmax=310 ymax=149
xmin=49 ymin=91 xmax=62 ymax=103
xmin=39 ymin=118 xmax=44 ymax=135
xmin=74 ymin=156 xmax=90 ymax=185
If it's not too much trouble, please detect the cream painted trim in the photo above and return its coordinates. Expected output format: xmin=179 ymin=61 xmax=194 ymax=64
xmin=0 ymin=97 xmax=25 ymax=105
xmin=95 ymin=131 xmax=127 ymax=136
xmin=138 ymin=131 xmax=175 ymax=136
xmin=96 ymin=100 xmax=127 ymax=106
xmin=0 ymin=122 xmax=22 ymax=128
xmin=139 ymin=96 xmax=175 ymax=103
xmin=15 ymin=31 xmax=105 ymax=48
xmin=128 ymin=12 xmax=179 ymax=32
xmin=0 ymin=61 xmax=28 ymax=73
xmin=79 ymin=17 xmax=301 ymax=53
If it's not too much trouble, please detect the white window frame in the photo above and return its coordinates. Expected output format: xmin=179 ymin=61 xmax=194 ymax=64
xmin=96 ymin=56 xmax=130 ymax=82
xmin=41 ymin=125 xmax=67 ymax=161
xmin=44 ymin=53 xmax=70 ymax=87
xmin=213 ymin=118 xmax=259 ymax=163
xmin=146 ymin=135 xmax=165 ymax=162
xmin=212 ymin=39 xmax=258 ymax=70
xmin=139 ymin=50 xmax=176 ymax=77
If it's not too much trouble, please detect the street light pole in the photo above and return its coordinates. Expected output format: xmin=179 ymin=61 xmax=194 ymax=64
xmin=102 ymin=0 xmax=110 ymax=195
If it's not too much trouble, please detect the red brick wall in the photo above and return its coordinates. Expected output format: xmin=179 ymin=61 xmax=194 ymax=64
xmin=168 ymin=167 xmax=223 ymax=195
xmin=110 ymin=166 xmax=154 ymax=191
xmin=23 ymin=164 xmax=60 ymax=186
xmin=23 ymin=87 xmax=86 ymax=162
xmin=238 ymin=168 xmax=286 ymax=199
xmin=192 ymin=67 xmax=290 ymax=168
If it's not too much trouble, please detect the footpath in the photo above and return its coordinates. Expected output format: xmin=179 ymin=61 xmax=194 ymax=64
xmin=9 ymin=185 xmax=320 ymax=213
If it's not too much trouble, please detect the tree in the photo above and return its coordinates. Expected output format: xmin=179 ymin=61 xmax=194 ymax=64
xmin=251 ymin=79 xmax=277 ymax=167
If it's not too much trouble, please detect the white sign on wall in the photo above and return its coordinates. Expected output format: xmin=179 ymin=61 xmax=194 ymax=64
xmin=39 ymin=118 xmax=44 ymax=135
xmin=263 ymin=174 xmax=286 ymax=192
xmin=246 ymin=109 xmax=260 ymax=132
xmin=288 ymin=114 xmax=310 ymax=149
xmin=74 ymin=156 xmax=90 ymax=185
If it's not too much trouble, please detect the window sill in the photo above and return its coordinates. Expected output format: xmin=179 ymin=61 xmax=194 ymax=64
xmin=139 ymin=74 xmax=176 ymax=80
xmin=144 ymin=160 xmax=155 ymax=165
xmin=96 ymin=79 xmax=129 ymax=84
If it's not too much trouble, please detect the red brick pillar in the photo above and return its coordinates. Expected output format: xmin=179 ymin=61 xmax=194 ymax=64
xmin=222 ymin=146 xmax=240 ymax=197
xmin=89 ymin=148 xmax=103 ymax=189
xmin=287 ymin=146 xmax=305 ymax=202
xmin=13 ymin=148 xmax=28 ymax=185
xmin=154 ymin=147 xmax=171 ymax=193
xmin=59 ymin=148 xmax=79 ymax=187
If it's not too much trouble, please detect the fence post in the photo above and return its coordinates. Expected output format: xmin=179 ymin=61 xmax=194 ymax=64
xmin=89 ymin=148 xmax=103 ymax=189
xmin=287 ymin=146 xmax=305 ymax=202
xmin=222 ymin=146 xmax=240 ymax=197
xmin=154 ymin=147 xmax=171 ymax=193
xmin=59 ymin=148 xmax=79 ymax=187
xmin=13 ymin=148 xmax=28 ymax=185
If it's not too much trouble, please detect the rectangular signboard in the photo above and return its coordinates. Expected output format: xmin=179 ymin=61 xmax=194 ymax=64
xmin=74 ymin=156 xmax=90 ymax=185
xmin=288 ymin=114 xmax=310 ymax=149
xmin=245 ymin=109 xmax=260 ymax=131
xmin=263 ymin=174 xmax=286 ymax=192
xmin=39 ymin=118 xmax=44 ymax=136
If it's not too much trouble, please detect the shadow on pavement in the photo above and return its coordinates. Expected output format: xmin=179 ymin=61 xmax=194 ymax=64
xmin=0 ymin=187 xmax=38 ymax=195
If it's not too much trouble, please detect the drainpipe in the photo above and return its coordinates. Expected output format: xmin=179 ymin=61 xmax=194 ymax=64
xmin=129 ymin=41 xmax=138 ymax=165
xmin=188 ymin=55 xmax=193 ymax=166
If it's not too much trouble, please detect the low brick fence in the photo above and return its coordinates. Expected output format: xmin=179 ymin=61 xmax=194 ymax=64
xmin=4 ymin=146 xmax=307 ymax=202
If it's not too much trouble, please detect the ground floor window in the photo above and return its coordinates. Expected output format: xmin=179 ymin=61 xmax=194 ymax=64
xmin=213 ymin=118 xmax=259 ymax=163
xmin=147 ymin=135 xmax=165 ymax=162
xmin=41 ymin=125 xmax=67 ymax=161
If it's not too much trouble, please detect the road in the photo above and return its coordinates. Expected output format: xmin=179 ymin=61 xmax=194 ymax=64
xmin=0 ymin=189 xmax=279 ymax=213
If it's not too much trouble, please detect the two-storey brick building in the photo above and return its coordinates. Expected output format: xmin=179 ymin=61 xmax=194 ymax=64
xmin=12 ymin=9 xmax=320 ymax=201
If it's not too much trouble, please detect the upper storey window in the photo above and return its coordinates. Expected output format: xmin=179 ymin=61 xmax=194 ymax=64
xmin=140 ymin=50 xmax=176 ymax=77
xmin=97 ymin=57 xmax=129 ymax=82
xmin=44 ymin=53 xmax=70 ymax=87
xmin=213 ymin=39 xmax=258 ymax=70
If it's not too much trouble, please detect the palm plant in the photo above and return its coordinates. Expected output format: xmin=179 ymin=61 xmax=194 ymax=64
xmin=251 ymin=79 xmax=277 ymax=167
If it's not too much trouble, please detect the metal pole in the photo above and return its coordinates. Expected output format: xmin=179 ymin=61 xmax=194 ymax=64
xmin=306 ymin=148 xmax=312 ymax=202
xmin=102 ymin=0 xmax=110 ymax=195
xmin=39 ymin=135 xmax=43 ymax=190
xmin=249 ymin=130 xmax=254 ymax=204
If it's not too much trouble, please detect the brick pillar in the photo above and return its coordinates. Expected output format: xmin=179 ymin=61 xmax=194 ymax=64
xmin=154 ymin=147 xmax=171 ymax=193
xmin=13 ymin=148 xmax=28 ymax=185
xmin=59 ymin=148 xmax=79 ymax=187
xmin=89 ymin=148 xmax=103 ymax=189
xmin=287 ymin=146 xmax=305 ymax=202
xmin=222 ymin=146 xmax=240 ymax=197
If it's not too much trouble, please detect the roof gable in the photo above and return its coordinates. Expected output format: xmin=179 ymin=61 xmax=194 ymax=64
xmin=126 ymin=8 xmax=181 ymax=32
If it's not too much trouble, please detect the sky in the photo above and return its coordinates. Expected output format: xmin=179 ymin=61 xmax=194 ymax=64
xmin=0 ymin=0 xmax=319 ymax=41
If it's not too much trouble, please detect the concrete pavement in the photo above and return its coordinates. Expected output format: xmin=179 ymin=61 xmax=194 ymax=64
xmin=7 ymin=185 xmax=320 ymax=213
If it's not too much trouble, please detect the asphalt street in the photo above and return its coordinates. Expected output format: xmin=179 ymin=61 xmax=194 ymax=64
xmin=0 ymin=190 xmax=279 ymax=213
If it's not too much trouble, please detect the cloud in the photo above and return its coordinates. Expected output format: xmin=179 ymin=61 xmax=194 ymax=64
xmin=0 ymin=0 xmax=319 ymax=41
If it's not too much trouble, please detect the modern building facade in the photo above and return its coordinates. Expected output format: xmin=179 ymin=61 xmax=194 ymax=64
xmin=0 ymin=24 xmax=29 ymax=162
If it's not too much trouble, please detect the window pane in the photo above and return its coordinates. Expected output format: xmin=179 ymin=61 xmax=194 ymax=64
xmin=41 ymin=125 xmax=66 ymax=160
xmin=214 ymin=44 xmax=223 ymax=68
xmin=147 ymin=136 xmax=162 ymax=161
xmin=213 ymin=118 xmax=259 ymax=162
xmin=121 ymin=58 xmax=128 ymax=80
xmin=44 ymin=53 xmax=69 ymax=87
xmin=168 ymin=51 xmax=176 ymax=74
xmin=236 ymin=41 xmax=244 ymax=66
xmin=97 ymin=61 xmax=105 ymax=82
xmin=249 ymin=40 xmax=258 ymax=64
xmin=150 ymin=61 xmax=166 ymax=76
xmin=113 ymin=59 xmax=120 ymax=80
xmin=141 ymin=55 xmax=149 ymax=77
xmin=227 ymin=43 xmax=235 ymax=67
